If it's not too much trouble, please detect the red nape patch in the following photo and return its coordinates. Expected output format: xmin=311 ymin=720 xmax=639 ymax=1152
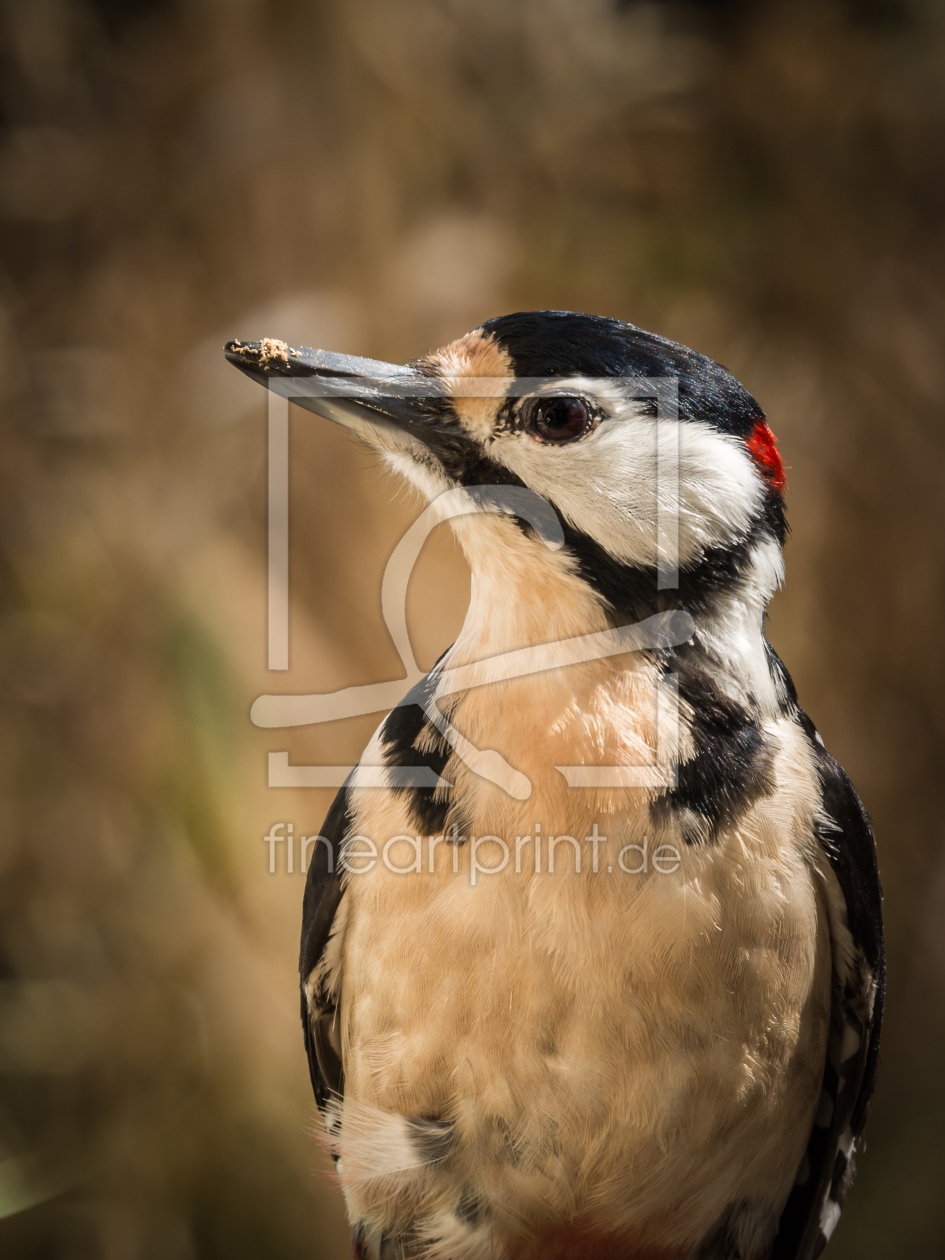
xmin=746 ymin=420 xmax=786 ymax=493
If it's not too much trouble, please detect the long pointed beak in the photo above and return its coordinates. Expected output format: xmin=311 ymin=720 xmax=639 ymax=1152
xmin=224 ymin=337 xmax=448 ymax=449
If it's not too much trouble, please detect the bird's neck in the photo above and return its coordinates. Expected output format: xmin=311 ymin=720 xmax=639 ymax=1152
xmin=672 ymin=534 xmax=785 ymax=721
xmin=449 ymin=517 xmax=784 ymax=722
xmin=448 ymin=515 xmax=613 ymax=669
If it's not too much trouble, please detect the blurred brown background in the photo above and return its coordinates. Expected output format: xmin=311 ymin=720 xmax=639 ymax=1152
xmin=0 ymin=0 xmax=943 ymax=1256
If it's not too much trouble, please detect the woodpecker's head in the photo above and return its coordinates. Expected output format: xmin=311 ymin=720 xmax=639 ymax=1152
xmin=226 ymin=311 xmax=786 ymax=627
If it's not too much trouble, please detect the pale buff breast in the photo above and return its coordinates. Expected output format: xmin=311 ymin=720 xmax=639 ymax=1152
xmin=327 ymin=645 xmax=833 ymax=1257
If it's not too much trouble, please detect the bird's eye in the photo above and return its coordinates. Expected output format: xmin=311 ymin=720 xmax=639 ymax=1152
xmin=527 ymin=396 xmax=593 ymax=444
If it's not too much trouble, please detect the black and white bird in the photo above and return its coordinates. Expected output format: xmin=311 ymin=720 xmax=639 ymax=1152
xmin=226 ymin=312 xmax=884 ymax=1260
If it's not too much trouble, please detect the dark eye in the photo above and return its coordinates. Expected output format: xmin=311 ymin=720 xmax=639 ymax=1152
xmin=527 ymin=396 xmax=593 ymax=444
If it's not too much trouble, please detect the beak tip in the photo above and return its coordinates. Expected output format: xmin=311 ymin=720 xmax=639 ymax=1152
xmin=224 ymin=337 xmax=299 ymax=374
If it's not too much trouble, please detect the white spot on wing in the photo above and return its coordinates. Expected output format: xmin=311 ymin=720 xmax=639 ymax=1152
xmin=821 ymin=1198 xmax=842 ymax=1239
xmin=840 ymin=1022 xmax=862 ymax=1063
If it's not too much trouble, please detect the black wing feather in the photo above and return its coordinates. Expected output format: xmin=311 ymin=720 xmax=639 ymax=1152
xmin=298 ymin=655 xmax=455 ymax=1114
xmin=299 ymin=782 xmax=353 ymax=1112
xmin=771 ymin=707 xmax=885 ymax=1260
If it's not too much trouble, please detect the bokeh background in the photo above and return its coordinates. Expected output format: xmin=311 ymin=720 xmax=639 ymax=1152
xmin=1 ymin=0 xmax=943 ymax=1256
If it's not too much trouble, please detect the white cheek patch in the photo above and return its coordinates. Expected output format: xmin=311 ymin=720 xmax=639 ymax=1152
xmin=380 ymin=447 xmax=453 ymax=502
xmin=490 ymin=411 xmax=765 ymax=570
xmin=347 ymin=412 xmax=453 ymax=502
xmin=689 ymin=536 xmax=785 ymax=718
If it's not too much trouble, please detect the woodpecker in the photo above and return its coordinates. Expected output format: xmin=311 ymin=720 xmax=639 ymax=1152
xmin=226 ymin=312 xmax=883 ymax=1260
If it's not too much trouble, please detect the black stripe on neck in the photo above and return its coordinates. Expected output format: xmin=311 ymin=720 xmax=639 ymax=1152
xmin=560 ymin=511 xmax=780 ymax=627
xmin=650 ymin=669 xmax=776 ymax=845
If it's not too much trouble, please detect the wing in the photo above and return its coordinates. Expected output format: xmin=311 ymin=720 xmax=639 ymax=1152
xmin=299 ymin=782 xmax=353 ymax=1114
xmin=770 ymin=707 xmax=885 ymax=1260
xmin=298 ymin=657 xmax=456 ymax=1116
